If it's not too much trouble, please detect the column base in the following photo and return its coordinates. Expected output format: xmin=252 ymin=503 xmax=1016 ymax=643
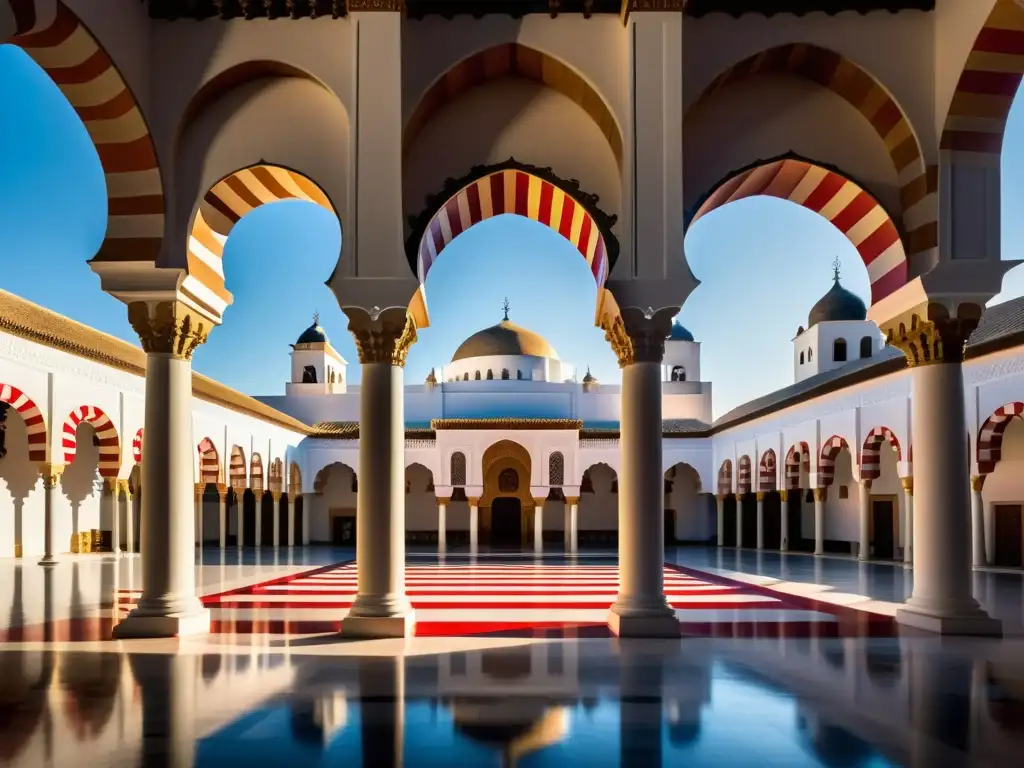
xmin=896 ymin=603 xmax=1001 ymax=637
xmin=341 ymin=610 xmax=416 ymax=639
xmin=607 ymin=601 xmax=679 ymax=638
xmin=38 ymin=557 xmax=57 ymax=567
xmin=114 ymin=607 xmax=211 ymax=639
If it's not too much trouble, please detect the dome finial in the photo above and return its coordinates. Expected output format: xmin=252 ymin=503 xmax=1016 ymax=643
xmin=502 ymin=297 xmax=510 ymax=322
xmin=313 ymin=309 xmax=320 ymax=326
xmin=832 ymin=257 xmax=841 ymax=283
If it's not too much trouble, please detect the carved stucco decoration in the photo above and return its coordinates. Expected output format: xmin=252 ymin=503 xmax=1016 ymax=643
xmin=342 ymin=307 xmax=418 ymax=366
xmin=127 ymin=301 xmax=211 ymax=361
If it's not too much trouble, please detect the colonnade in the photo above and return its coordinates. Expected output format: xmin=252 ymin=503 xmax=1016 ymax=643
xmin=431 ymin=495 xmax=580 ymax=554
xmin=192 ymin=484 xmax=310 ymax=549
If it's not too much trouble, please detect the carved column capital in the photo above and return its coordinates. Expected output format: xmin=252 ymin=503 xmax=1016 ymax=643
xmin=40 ymin=463 xmax=64 ymax=489
xmin=346 ymin=0 xmax=405 ymax=10
xmin=216 ymin=483 xmax=229 ymax=501
xmin=779 ymin=490 xmax=789 ymax=502
xmin=127 ymin=300 xmax=212 ymax=360
xmin=342 ymin=306 xmax=418 ymax=367
xmin=812 ymin=487 xmax=827 ymax=502
xmin=756 ymin=491 xmax=766 ymax=502
xmin=468 ymin=496 xmax=481 ymax=507
xmin=564 ymin=496 xmax=580 ymax=506
xmin=270 ymin=490 xmax=283 ymax=502
xmin=882 ymin=302 xmax=983 ymax=367
xmin=971 ymin=475 xmax=985 ymax=493
xmin=533 ymin=497 xmax=548 ymax=508
xmin=436 ymin=497 xmax=450 ymax=507
xmin=599 ymin=306 xmax=676 ymax=368
xmin=901 ymin=477 xmax=914 ymax=494
xmin=860 ymin=478 xmax=873 ymax=490
xmin=103 ymin=477 xmax=120 ymax=497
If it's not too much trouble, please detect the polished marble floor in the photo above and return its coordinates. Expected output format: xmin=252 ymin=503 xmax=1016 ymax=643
xmin=1 ymin=547 xmax=1023 ymax=766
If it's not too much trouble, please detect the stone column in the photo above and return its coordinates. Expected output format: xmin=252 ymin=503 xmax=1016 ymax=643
xmin=885 ymin=309 xmax=1000 ymax=635
xmin=755 ymin=491 xmax=765 ymax=550
xmin=339 ymin=306 xmax=417 ymax=639
xmin=436 ymin=498 xmax=447 ymax=552
xmin=813 ymin=488 xmax=826 ymax=556
xmin=120 ymin=480 xmax=134 ymax=554
xmin=858 ymin=479 xmax=872 ymax=561
xmin=193 ymin=484 xmax=203 ymax=548
xmin=115 ymin=299 xmax=211 ymax=638
xmin=779 ymin=490 xmax=789 ymax=552
xmin=970 ymin=475 xmax=986 ymax=568
xmin=234 ymin=488 xmax=244 ymax=549
xmin=566 ymin=496 xmax=579 ymax=554
xmin=286 ymin=494 xmax=295 ymax=548
xmin=984 ymin=494 xmax=995 ymax=567
xmin=602 ymin=307 xmax=678 ymax=637
xmin=735 ymin=493 xmax=744 ymax=548
xmin=468 ymin=497 xmax=479 ymax=553
xmin=533 ymin=497 xmax=546 ymax=554
xmin=38 ymin=464 xmax=65 ymax=566
xmin=901 ymin=477 xmax=914 ymax=565
xmin=302 ymin=492 xmax=312 ymax=545
xmin=254 ymin=492 xmax=263 ymax=548
xmin=217 ymin=485 xmax=228 ymax=550
xmin=271 ymin=491 xmax=283 ymax=548
xmin=105 ymin=477 xmax=121 ymax=556
xmin=715 ymin=494 xmax=726 ymax=547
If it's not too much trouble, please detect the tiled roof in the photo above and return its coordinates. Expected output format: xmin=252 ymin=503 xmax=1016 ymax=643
xmin=312 ymin=422 xmax=436 ymax=439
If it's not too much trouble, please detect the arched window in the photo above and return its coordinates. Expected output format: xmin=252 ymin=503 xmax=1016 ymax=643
xmin=860 ymin=336 xmax=873 ymax=359
xmin=474 ymin=371 xmax=481 ymax=380
xmin=671 ymin=366 xmax=685 ymax=382
xmin=549 ymin=452 xmax=565 ymax=486
xmin=807 ymin=348 xmax=813 ymax=362
xmin=517 ymin=370 xmax=523 ymax=380
xmin=463 ymin=373 xmax=469 ymax=381
xmin=302 ymin=365 xmax=317 ymax=383
xmin=486 ymin=369 xmax=494 ymax=380
xmin=450 ymin=452 xmax=467 ymax=486
xmin=833 ymin=338 xmax=847 ymax=362
xmin=799 ymin=351 xmax=805 ymax=365
xmin=501 ymin=368 xmax=510 ymax=380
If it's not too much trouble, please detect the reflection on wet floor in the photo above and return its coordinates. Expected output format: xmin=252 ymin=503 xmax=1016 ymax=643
xmin=2 ymin=636 xmax=1024 ymax=766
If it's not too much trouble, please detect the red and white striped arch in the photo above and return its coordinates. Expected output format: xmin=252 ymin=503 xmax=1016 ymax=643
xmin=62 ymin=406 xmax=120 ymax=478
xmin=250 ymin=453 xmax=264 ymax=494
xmin=132 ymin=428 xmax=143 ymax=464
xmin=197 ymin=438 xmax=221 ymax=485
xmin=717 ymin=459 xmax=733 ymax=495
xmin=228 ymin=445 xmax=246 ymax=490
xmin=736 ymin=455 xmax=752 ymax=494
xmin=690 ymin=158 xmax=907 ymax=304
xmin=977 ymin=402 xmax=1024 ymax=474
xmin=758 ymin=449 xmax=777 ymax=491
xmin=268 ymin=458 xmax=284 ymax=494
xmin=860 ymin=427 xmax=902 ymax=480
xmin=0 ymin=382 xmax=47 ymax=463
xmin=784 ymin=443 xmax=811 ymax=490
xmin=416 ymin=169 xmax=610 ymax=288
xmin=8 ymin=2 xmax=165 ymax=264
xmin=818 ymin=435 xmax=851 ymax=487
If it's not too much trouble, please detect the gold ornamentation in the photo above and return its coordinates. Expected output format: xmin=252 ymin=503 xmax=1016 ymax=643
xmin=971 ymin=475 xmax=985 ymax=493
xmin=103 ymin=477 xmax=119 ymax=497
xmin=346 ymin=0 xmax=404 ymax=10
xmin=344 ymin=307 xmax=418 ymax=366
xmin=812 ymin=487 xmax=827 ymax=502
xmin=565 ymin=496 xmax=580 ymax=506
xmin=901 ymin=477 xmax=914 ymax=494
xmin=40 ymin=463 xmax=64 ymax=489
xmin=884 ymin=303 xmax=982 ymax=367
xmin=118 ymin=479 xmax=133 ymax=500
xmin=779 ymin=490 xmax=789 ymax=502
xmin=216 ymin=483 xmax=229 ymax=501
xmin=715 ymin=493 xmax=727 ymax=502
xmin=533 ymin=497 xmax=548 ymax=507
xmin=128 ymin=300 xmax=211 ymax=360
xmin=468 ymin=496 xmax=481 ymax=507
xmin=735 ymin=492 xmax=745 ymax=501
xmin=270 ymin=490 xmax=283 ymax=502
xmin=756 ymin=491 xmax=766 ymax=502
xmin=600 ymin=313 xmax=635 ymax=368
xmin=600 ymin=306 xmax=676 ymax=367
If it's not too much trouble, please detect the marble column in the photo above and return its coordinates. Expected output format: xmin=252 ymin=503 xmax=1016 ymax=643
xmin=115 ymin=299 xmax=211 ymax=638
xmin=779 ymin=490 xmax=789 ymax=552
xmin=217 ymin=485 xmax=228 ymax=550
xmin=302 ymin=492 xmax=312 ymax=545
xmin=254 ymin=492 xmax=263 ymax=548
xmin=120 ymin=480 xmax=134 ymax=554
xmin=271 ymin=491 xmax=282 ymax=548
xmin=234 ymin=488 xmax=245 ymax=549
xmin=436 ymin=499 xmax=447 ymax=552
xmin=468 ymin=497 xmax=479 ymax=553
xmin=887 ymin=310 xmax=1000 ymax=635
xmin=38 ymin=463 xmax=65 ymax=566
xmin=566 ymin=496 xmax=579 ymax=554
xmin=735 ymin=493 xmax=745 ymax=548
xmin=901 ymin=477 xmax=914 ymax=565
xmin=755 ymin=491 xmax=765 ymax=550
xmin=108 ymin=478 xmax=122 ymax=555
xmin=603 ymin=307 xmax=678 ymax=637
xmin=286 ymin=494 xmax=295 ymax=548
xmin=193 ymin=484 xmax=203 ymax=548
xmin=970 ymin=475 xmax=986 ymax=568
xmin=858 ymin=479 xmax=872 ymax=561
xmin=533 ymin=497 xmax=546 ymax=554
xmin=813 ymin=488 xmax=826 ymax=556
xmin=715 ymin=494 xmax=725 ymax=547
xmin=339 ymin=306 xmax=417 ymax=639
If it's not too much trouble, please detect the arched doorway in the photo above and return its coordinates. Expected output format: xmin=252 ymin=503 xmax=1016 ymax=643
xmin=481 ymin=440 xmax=534 ymax=550
xmin=491 ymin=496 xmax=523 ymax=549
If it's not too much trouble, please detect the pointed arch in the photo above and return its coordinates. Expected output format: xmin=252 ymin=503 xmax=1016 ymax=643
xmin=61 ymin=405 xmax=119 ymax=477
xmin=10 ymin=2 xmax=165 ymax=263
xmin=978 ymin=402 xmax=1024 ymax=474
xmin=717 ymin=459 xmax=733 ymax=495
xmin=736 ymin=455 xmax=752 ymax=494
xmin=268 ymin=457 xmax=285 ymax=493
xmin=942 ymin=0 xmax=1024 ymax=156
xmin=197 ymin=437 xmax=220 ymax=485
xmin=689 ymin=155 xmax=908 ymax=303
xmin=228 ymin=445 xmax=246 ymax=489
xmin=818 ymin=435 xmax=851 ymax=487
xmin=449 ymin=450 xmax=467 ymax=486
xmin=132 ymin=428 xmax=143 ymax=465
xmin=250 ymin=453 xmax=264 ymax=494
xmin=0 ymin=382 xmax=46 ymax=463
xmin=784 ymin=442 xmax=810 ymax=490
xmin=860 ymin=427 xmax=902 ymax=480
xmin=548 ymin=451 xmax=565 ymax=486
xmin=404 ymin=43 xmax=622 ymax=169
xmin=758 ymin=449 xmax=777 ymax=491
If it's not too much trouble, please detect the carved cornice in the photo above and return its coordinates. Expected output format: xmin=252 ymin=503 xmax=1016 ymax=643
xmin=405 ymin=158 xmax=619 ymax=277
xmin=432 ymin=418 xmax=583 ymax=430
xmin=128 ymin=300 xmax=210 ymax=360
xmin=347 ymin=0 xmax=404 ymax=9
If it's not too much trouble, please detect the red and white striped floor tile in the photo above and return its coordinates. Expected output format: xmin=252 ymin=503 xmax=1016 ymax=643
xmin=117 ymin=561 xmax=890 ymax=638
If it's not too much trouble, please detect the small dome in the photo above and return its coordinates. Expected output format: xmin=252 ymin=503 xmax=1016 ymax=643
xmin=807 ymin=278 xmax=867 ymax=327
xmin=295 ymin=313 xmax=329 ymax=345
xmin=582 ymin=367 xmax=596 ymax=383
xmin=452 ymin=320 xmax=558 ymax=362
xmin=667 ymin=320 xmax=694 ymax=342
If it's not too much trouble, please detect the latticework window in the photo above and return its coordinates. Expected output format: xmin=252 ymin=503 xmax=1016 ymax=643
xmin=450 ymin=451 xmax=467 ymax=486
xmin=548 ymin=452 xmax=565 ymax=486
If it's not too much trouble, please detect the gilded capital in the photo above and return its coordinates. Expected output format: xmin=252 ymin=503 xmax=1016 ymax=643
xmin=270 ymin=490 xmax=283 ymax=502
xmin=40 ymin=463 xmax=64 ymax=489
xmin=901 ymin=477 xmax=914 ymax=494
xmin=756 ymin=491 xmax=766 ymax=502
xmin=883 ymin=302 xmax=982 ymax=367
xmin=103 ymin=476 xmax=120 ymax=497
xmin=468 ymin=496 xmax=481 ymax=507
xmin=128 ymin=300 xmax=211 ymax=360
xmin=971 ymin=475 xmax=985 ymax=493
xmin=436 ymin=497 xmax=450 ymax=506
xmin=533 ymin=497 xmax=548 ymax=507
xmin=812 ymin=487 xmax=827 ymax=502
xmin=118 ymin=479 xmax=133 ymax=499
xmin=599 ymin=306 xmax=676 ymax=368
xmin=779 ymin=490 xmax=789 ymax=502
xmin=346 ymin=0 xmax=404 ymax=10
xmin=343 ymin=306 xmax=418 ymax=367
xmin=565 ymin=496 xmax=580 ymax=506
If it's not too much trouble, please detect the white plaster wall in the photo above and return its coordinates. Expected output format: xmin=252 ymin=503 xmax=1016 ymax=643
xmin=796 ymin=321 xmax=885 ymax=383
xmin=579 ymin=462 xmax=618 ymax=531
xmin=443 ymin=354 xmax=570 ymax=383
xmin=664 ymin=340 xmax=701 ymax=381
xmin=0 ymin=414 xmax=44 ymax=557
xmin=982 ymin=420 xmax=1024 ymax=507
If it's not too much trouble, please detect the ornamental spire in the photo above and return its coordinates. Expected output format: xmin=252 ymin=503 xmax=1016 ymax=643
xmin=313 ymin=310 xmax=320 ymax=326
xmin=502 ymin=297 xmax=510 ymax=322
xmin=832 ymin=257 xmax=841 ymax=283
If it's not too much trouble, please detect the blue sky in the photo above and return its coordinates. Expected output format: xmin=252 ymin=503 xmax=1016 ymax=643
xmin=2 ymin=44 xmax=1024 ymax=419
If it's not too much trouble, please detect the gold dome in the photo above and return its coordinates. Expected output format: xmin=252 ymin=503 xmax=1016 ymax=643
xmin=451 ymin=321 xmax=559 ymax=363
